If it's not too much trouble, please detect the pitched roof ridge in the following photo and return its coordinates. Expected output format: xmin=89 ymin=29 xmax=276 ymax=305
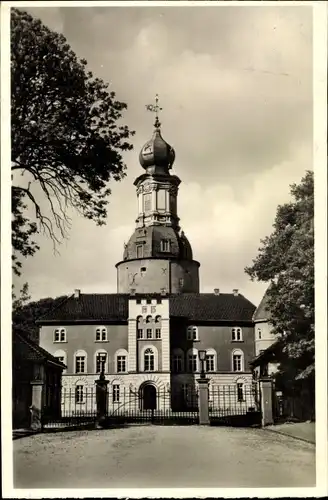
xmin=35 ymin=295 xmax=70 ymax=323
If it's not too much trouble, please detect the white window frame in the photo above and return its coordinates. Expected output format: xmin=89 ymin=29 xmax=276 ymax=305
xmin=94 ymin=349 xmax=108 ymax=374
xmin=187 ymin=326 xmax=198 ymax=341
xmin=74 ymin=350 xmax=87 ymax=374
xmin=161 ymin=239 xmax=170 ymax=252
xmin=115 ymin=349 xmax=128 ymax=373
xmin=187 ymin=348 xmax=199 ymax=372
xmin=232 ymin=349 xmax=244 ymax=372
xmin=141 ymin=345 xmax=158 ymax=372
xmin=232 ymin=327 xmax=243 ymax=342
xmin=95 ymin=327 xmax=108 ymax=342
xmin=75 ymin=384 xmax=84 ymax=404
xmin=205 ymin=348 xmax=217 ymax=372
xmin=236 ymin=380 xmax=245 ymax=402
xmin=113 ymin=384 xmax=120 ymax=403
xmin=54 ymin=328 xmax=66 ymax=343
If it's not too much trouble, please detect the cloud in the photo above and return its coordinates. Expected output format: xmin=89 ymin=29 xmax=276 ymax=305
xmin=14 ymin=5 xmax=313 ymax=307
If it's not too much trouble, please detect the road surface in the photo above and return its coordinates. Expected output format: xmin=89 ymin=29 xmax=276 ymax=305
xmin=14 ymin=425 xmax=315 ymax=488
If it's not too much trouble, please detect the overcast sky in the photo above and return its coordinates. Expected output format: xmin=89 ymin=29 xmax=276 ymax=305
xmin=13 ymin=4 xmax=313 ymax=307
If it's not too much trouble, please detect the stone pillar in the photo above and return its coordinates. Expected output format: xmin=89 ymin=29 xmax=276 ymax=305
xmin=95 ymin=373 xmax=109 ymax=428
xmin=30 ymin=381 xmax=44 ymax=431
xmin=259 ymin=377 xmax=274 ymax=426
xmin=197 ymin=378 xmax=210 ymax=425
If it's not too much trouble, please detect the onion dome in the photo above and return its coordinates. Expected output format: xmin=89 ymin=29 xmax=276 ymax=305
xmin=139 ymin=126 xmax=175 ymax=171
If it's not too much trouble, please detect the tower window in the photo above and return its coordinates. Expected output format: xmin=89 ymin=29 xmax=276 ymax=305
xmin=136 ymin=245 xmax=143 ymax=258
xmin=144 ymin=193 xmax=151 ymax=212
xmin=161 ymin=239 xmax=170 ymax=252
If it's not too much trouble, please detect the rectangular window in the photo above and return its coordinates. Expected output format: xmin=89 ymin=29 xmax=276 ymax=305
xmin=75 ymin=385 xmax=84 ymax=404
xmin=96 ymin=353 xmax=107 ymax=373
xmin=75 ymin=356 xmax=85 ymax=374
xmin=173 ymin=355 xmax=182 ymax=373
xmin=96 ymin=329 xmax=101 ymax=341
xmin=155 ymin=328 xmax=161 ymax=339
xmin=54 ymin=330 xmax=60 ymax=342
xmin=146 ymin=328 xmax=152 ymax=339
xmin=206 ymin=354 xmax=215 ymax=372
xmin=144 ymin=193 xmax=151 ymax=212
xmin=117 ymin=356 xmax=126 ymax=373
xmin=144 ymin=355 xmax=154 ymax=372
xmin=233 ymin=355 xmax=242 ymax=372
xmin=188 ymin=354 xmax=197 ymax=372
xmin=101 ymin=329 xmax=107 ymax=341
xmin=237 ymin=383 xmax=244 ymax=402
xmin=60 ymin=330 xmax=66 ymax=342
xmin=137 ymin=329 xmax=143 ymax=339
xmin=136 ymin=245 xmax=143 ymax=258
xmin=232 ymin=328 xmax=242 ymax=341
xmin=161 ymin=239 xmax=170 ymax=252
xmin=113 ymin=384 xmax=120 ymax=403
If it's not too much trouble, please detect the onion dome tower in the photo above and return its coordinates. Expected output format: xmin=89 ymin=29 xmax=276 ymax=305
xmin=116 ymin=95 xmax=200 ymax=294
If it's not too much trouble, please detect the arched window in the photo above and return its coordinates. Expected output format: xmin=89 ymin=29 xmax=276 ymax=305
xmin=187 ymin=348 xmax=198 ymax=372
xmin=115 ymin=349 xmax=128 ymax=373
xmin=54 ymin=349 xmax=67 ymax=373
xmin=172 ymin=348 xmax=184 ymax=373
xmin=187 ymin=326 xmax=198 ymax=341
xmin=54 ymin=327 xmax=66 ymax=343
xmin=155 ymin=315 xmax=162 ymax=339
xmin=95 ymin=327 xmax=107 ymax=342
xmin=74 ymin=350 xmax=87 ymax=374
xmin=94 ymin=349 xmax=108 ymax=373
xmin=205 ymin=348 xmax=217 ymax=372
xmin=232 ymin=349 xmax=244 ymax=372
xmin=232 ymin=327 xmax=243 ymax=342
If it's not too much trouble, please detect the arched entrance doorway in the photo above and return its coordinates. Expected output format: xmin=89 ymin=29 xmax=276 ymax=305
xmin=140 ymin=383 xmax=157 ymax=410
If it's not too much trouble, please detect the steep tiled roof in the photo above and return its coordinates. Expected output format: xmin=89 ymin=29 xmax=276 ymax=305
xmin=13 ymin=330 xmax=66 ymax=367
xmin=36 ymin=294 xmax=129 ymax=322
xmin=36 ymin=292 xmax=255 ymax=323
xmin=253 ymin=287 xmax=271 ymax=322
xmin=170 ymin=293 xmax=256 ymax=322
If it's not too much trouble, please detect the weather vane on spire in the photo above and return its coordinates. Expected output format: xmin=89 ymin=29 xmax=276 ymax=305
xmin=145 ymin=94 xmax=162 ymax=129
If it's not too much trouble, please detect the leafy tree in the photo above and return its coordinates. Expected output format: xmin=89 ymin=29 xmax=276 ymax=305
xmin=11 ymin=8 xmax=135 ymax=275
xmin=12 ymin=283 xmax=67 ymax=343
xmin=245 ymin=171 xmax=314 ymax=386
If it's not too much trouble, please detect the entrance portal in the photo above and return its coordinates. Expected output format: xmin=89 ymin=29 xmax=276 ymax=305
xmin=142 ymin=384 xmax=157 ymax=410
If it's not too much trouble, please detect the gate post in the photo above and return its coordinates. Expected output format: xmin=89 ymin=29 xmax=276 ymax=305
xmin=197 ymin=378 xmax=210 ymax=425
xmin=95 ymin=371 xmax=109 ymax=428
xmin=259 ymin=377 xmax=274 ymax=426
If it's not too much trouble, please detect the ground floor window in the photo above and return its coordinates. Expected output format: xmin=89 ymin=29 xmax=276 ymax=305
xmin=113 ymin=384 xmax=120 ymax=403
xmin=237 ymin=382 xmax=244 ymax=402
xmin=75 ymin=385 xmax=84 ymax=404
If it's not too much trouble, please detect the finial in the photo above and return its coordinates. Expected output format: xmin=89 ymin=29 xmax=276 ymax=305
xmin=145 ymin=93 xmax=163 ymax=129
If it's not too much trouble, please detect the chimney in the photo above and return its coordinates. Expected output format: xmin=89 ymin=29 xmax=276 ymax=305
xmin=214 ymin=288 xmax=220 ymax=296
xmin=233 ymin=289 xmax=239 ymax=296
xmin=74 ymin=289 xmax=81 ymax=299
xmin=130 ymin=288 xmax=136 ymax=296
xmin=161 ymin=287 xmax=167 ymax=296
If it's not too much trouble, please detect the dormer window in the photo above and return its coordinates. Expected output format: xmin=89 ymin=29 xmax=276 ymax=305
xmin=161 ymin=239 xmax=170 ymax=252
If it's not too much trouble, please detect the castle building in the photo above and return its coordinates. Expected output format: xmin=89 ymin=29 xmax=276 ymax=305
xmin=38 ymin=104 xmax=257 ymax=414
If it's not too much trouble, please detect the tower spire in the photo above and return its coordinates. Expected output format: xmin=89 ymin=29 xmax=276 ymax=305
xmin=145 ymin=93 xmax=163 ymax=129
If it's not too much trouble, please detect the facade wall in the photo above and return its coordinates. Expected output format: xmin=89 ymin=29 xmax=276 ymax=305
xmin=116 ymin=258 xmax=199 ymax=294
xmin=254 ymin=320 xmax=276 ymax=356
xmin=39 ymin=324 xmax=128 ymax=374
xmin=170 ymin=322 xmax=255 ymax=373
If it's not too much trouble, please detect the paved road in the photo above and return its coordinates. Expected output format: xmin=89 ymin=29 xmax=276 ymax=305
xmin=14 ymin=425 xmax=315 ymax=488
